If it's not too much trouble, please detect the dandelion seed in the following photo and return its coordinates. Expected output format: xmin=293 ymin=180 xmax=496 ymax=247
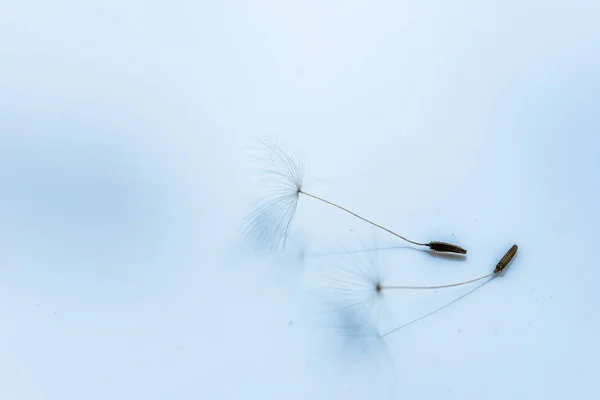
xmin=324 ymin=245 xmax=518 ymax=340
xmin=317 ymin=271 xmax=492 ymax=360
xmin=240 ymin=138 xmax=306 ymax=252
xmin=242 ymin=138 xmax=467 ymax=254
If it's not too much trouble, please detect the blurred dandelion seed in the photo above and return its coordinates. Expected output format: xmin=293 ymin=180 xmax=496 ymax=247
xmin=323 ymin=279 xmax=494 ymax=352
xmin=241 ymin=138 xmax=467 ymax=254
xmin=322 ymin=271 xmax=494 ymax=348
xmin=310 ymin=246 xmax=392 ymax=368
xmin=310 ymin=245 xmax=390 ymax=324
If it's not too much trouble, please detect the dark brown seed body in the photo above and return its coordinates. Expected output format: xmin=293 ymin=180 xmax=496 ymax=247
xmin=427 ymin=241 xmax=468 ymax=254
xmin=494 ymin=244 xmax=518 ymax=273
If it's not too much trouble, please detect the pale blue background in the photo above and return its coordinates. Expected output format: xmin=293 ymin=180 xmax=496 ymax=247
xmin=1 ymin=1 xmax=599 ymax=399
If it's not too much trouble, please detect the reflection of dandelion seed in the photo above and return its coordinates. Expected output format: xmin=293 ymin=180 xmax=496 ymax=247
xmin=241 ymin=138 xmax=467 ymax=254
xmin=327 ymin=307 xmax=390 ymax=367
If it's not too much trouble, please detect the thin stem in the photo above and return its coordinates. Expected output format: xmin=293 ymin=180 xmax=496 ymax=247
xmin=299 ymin=189 xmax=427 ymax=247
xmin=381 ymin=272 xmax=495 ymax=291
xmin=381 ymin=277 xmax=494 ymax=338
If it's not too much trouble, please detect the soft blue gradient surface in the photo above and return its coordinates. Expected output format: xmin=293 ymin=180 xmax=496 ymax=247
xmin=1 ymin=1 xmax=599 ymax=399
